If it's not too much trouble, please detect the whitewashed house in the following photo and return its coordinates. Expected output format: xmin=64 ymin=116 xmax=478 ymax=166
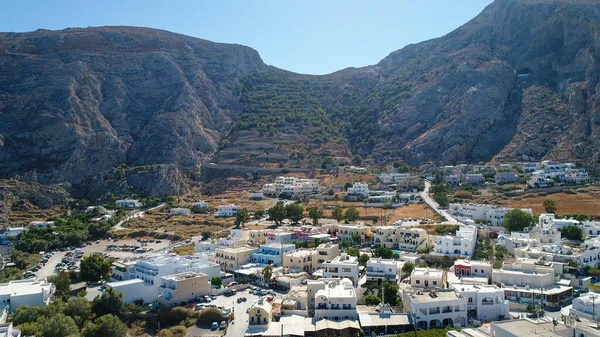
xmin=217 ymin=204 xmax=241 ymax=217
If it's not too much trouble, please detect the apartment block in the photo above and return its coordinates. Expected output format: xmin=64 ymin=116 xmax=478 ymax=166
xmin=434 ymin=225 xmax=477 ymax=257
xmin=250 ymin=243 xmax=296 ymax=266
xmin=213 ymin=246 xmax=259 ymax=271
xmin=366 ymin=258 xmax=398 ymax=282
xmin=410 ymin=268 xmax=444 ymax=289
xmin=312 ymin=243 xmax=340 ymax=272
xmin=323 ymin=254 xmax=360 ymax=286
xmin=314 ymin=278 xmax=358 ymax=321
xmin=158 ymin=272 xmax=211 ymax=306
xmin=283 ymin=250 xmax=313 ymax=273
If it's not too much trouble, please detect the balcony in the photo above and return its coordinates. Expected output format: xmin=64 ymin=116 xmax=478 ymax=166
xmin=442 ymin=307 xmax=453 ymax=313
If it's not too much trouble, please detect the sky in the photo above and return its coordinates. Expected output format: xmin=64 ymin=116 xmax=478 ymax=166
xmin=0 ymin=0 xmax=493 ymax=75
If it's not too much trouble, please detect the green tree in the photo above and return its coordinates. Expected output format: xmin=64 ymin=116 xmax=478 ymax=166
xmin=37 ymin=314 xmax=80 ymax=337
xmin=358 ymin=254 xmax=370 ymax=266
xmin=253 ymin=210 xmax=264 ymax=220
xmin=502 ymin=209 xmax=534 ymax=232
xmin=364 ymin=295 xmax=381 ymax=305
xmin=345 ymin=247 xmax=360 ymax=257
xmin=267 ymin=202 xmax=287 ymax=225
xmin=331 ymin=207 xmax=344 ymax=222
xmin=343 ymin=182 xmax=353 ymax=191
xmin=0 ymin=267 xmax=23 ymax=283
xmin=561 ymin=226 xmax=584 ymax=241
xmin=92 ymin=288 xmax=124 ymax=317
xmin=210 ymin=277 xmax=222 ymax=288
xmin=308 ymin=206 xmax=324 ymax=225
xmin=285 ymin=203 xmax=305 ymax=223
xmin=64 ymin=297 xmax=91 ymax=328
xmin=84 ymin=314 xmax=127 ymax=337
xmin=16 ymin=322 xmax=40 ymax=336
xmin=373 ymin=247 xmax=394 ymax=259
xmin=201 ymin=231 xmax=213 ymax=240
xmin=48 ymin=272 xmax=71 ymax=300
xmin=433 ymin=192 xmax=449 ymax=207
xmin=401 ymin=262 xmax=415 ymax=279
xmin=351 ymin=155 xmax=362 ymax=165
xmin=339 ymin=241 xmax=351 ymax=249
xmin=235 ymin=208 xmax=250 ymax=227
xmin=494 ymin=245 xmax=508 ymax=261
xmin=351 ymin=232 xmax=362 ymax=244
xmin=13 ymin=306 xmax=44 ymax=326
xmin=543 ymin=199 xmax=557 ymax=214
xmin=80 ymin=254 xmax=111 ymax=283
xmin=344 ymin=207 xmax=360 ymax=221
xmin=382 ymin=281 xmax=400 ymax=306
xmin=261 ymin=266 xmax=273 ymax=283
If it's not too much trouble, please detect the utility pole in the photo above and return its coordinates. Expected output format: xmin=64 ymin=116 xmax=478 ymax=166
xmin=591 ymin=294 xmax=598 ymax=328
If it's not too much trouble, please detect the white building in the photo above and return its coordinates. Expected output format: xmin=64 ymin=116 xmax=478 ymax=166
xmin=192 ymin=201 xmax=209 ymax=209
xmin=0 ymin=227 xmax=26 ymax=245
xmin=372 ymin=226 xmax=427 ymax=252
xmin=248 ymin=192 xmax=263 ymax=200
xmin=322 ymin=254 xmax=360 ymax=286
xmin=29 ymin=221 xmax=55 ymax=229
xmin=444 ymin=174 xmax=461 ymax=185
xmin=0 ymin=279 xmax=54 ymax=312
xmin=169 ymin=208 xmax=190 ymax=216
xmin=403 ymin=288 xmax=468 ymax=330
xmin=434 ymin=226 xmax=477 ymax=257
xmin=116 ymin=199 xmax=142 ymax=208
xmin=538 ymin=213 xmax=580 ymax=230
xmin=366 ymin=259 xmax=398 ymax=282
xmin=571 ymin=291 xmax=600 ymax=321
xmin=410 ymin=268 xmax=444 ymax=289
xmin=109 ymin=253 xmax=220 ymax=303
xmin=495 ymin=172 xmax=518 ymax=185
xmin=262 ymin=176 xmax=319 ymax=196
xmin=448 ymin=283 xmax=510 ymax=321
xmin=463 ymin=174 xmax=484 ymax=185
xmin=217 ymin=204 xmax=241 ymax=217
xmin=347 ymin=182 xmax=369 ymax=197
xmin=448 ymin=204 xmax=533 ymax=226
xmin=314 ymin=278 xmax=358 ymax=321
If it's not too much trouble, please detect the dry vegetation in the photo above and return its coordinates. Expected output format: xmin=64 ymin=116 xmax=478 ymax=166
xmin=500 ymin=187 xmax=600 ymax=217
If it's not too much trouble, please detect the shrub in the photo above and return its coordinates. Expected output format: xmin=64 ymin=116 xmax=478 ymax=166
xmin=196 ymin=308 xmax=225 ymax=326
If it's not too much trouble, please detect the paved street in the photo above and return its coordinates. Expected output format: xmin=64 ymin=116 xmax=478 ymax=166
xmin=419 ymin=181 xmax=459 ymax=224
xmin=36 ymin=251 xmax=66 ymax=280
xmin=186 ymin=289 xmax=262 ymax=337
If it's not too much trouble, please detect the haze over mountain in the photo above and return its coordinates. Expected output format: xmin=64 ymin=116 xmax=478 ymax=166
xmin=1 ymin=0 xmax=599 ymax=198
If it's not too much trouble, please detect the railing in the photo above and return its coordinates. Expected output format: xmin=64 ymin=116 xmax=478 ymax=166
xmin=442 ymin=307 xmax=453 ymax=313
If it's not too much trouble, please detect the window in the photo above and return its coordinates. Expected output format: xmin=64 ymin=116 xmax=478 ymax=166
xmin=474 ymin=269 xmax=478 ymax=273
xmin=416 ymin=280 xmax=420 ymax=284
xmin=468 ymin=297 xmax=473 ymax=303
xmin=433 ymin=281 xmax=437 ymax=286
xmin=342 ymin=268 xmax=351 ymax=273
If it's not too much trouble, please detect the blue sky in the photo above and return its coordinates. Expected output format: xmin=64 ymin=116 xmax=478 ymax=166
xmin=0 ymin=0 xmax=493 ymax=75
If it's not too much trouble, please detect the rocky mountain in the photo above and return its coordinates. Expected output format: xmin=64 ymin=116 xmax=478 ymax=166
xmin=1 ymin=0 xmax=600 ymax=198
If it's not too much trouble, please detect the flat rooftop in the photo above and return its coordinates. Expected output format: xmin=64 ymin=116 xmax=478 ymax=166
xmin=409 ymin=290 xmax=463 ymax=304
xmin=412 ymin=268 xmax=443 ymax=277
xmin=491 ymin=319 xmax=574 ymax=337
xmin=285 ymin=250 xmax=313 ymax=257
xmin=0 ymin=279 xmax=52 ymax=297
xmin=162 ymin=271 xmax=207 ymax=281
xmin=215 ymin=246 xmax=258 ymax=254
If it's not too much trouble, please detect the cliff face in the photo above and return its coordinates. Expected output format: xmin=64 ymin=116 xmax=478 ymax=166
xmin=2 ymin=0 xmax=600 ymax=198
xmin=360 ymin=0 xmax=600 ymax=165
xmin=0 ymin=27 xmax=267 ymax=197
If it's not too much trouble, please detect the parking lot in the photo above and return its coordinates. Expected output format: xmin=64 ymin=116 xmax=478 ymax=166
xmin=32 ymin=239 xmax=172 ymax=280
xmin=186 ymin=288 xmax=268 ymax=337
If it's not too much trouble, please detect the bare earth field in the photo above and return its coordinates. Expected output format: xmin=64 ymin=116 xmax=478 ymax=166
xmin=500 ymin=187 xmax=600 ymax=217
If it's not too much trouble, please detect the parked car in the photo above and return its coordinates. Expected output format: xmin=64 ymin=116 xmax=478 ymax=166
xmin=211 ymin=322 xmax=218 ymax=330
xmin=219 ymin=321 xmax=226 ymax=330
xmin=204 ymin=295 xmax=211 ymax=302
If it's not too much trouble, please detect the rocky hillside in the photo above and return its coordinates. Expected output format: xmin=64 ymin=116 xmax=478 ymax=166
xmin=0 ymin=27 xmax=267 ymax=198
xmin=2 ymin=0 xmax=600 ymax=198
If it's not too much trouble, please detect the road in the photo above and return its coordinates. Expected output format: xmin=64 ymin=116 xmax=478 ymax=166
xmin=113 ymin=203 xmax=167 ymax=231
xmin=419 ymin=181 xmax=459 ymax=224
